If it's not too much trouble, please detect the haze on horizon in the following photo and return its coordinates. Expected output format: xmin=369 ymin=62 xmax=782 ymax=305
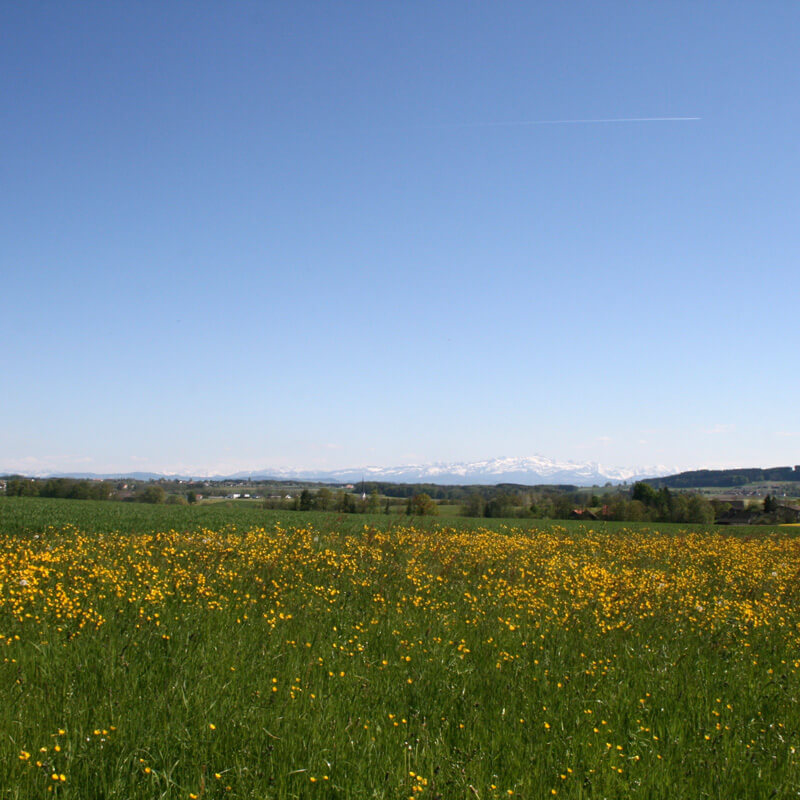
xmin=2 ymin=3 xmax=798 ymax=478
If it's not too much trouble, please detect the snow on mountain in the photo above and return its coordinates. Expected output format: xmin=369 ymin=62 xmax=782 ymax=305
xmin=243 ymin=456 xmax=674 ymax=486
xmin=11 ymin=456 xmax=675 ymax=485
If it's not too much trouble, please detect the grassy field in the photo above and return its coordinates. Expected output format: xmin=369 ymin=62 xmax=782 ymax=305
xmin=2 ymin=498 xmax=799 ymax=798
xmin=0 ymin=497 xmax=776 ymax=538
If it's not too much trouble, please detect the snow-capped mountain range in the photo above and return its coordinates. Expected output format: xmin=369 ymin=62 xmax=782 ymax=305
xmin=9 ymin=456 xmax=676 ymax=486
xmin=228 ymin=456 xmax=674 ymax=486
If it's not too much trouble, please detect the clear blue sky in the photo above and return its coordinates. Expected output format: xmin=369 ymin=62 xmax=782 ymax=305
xmin=2 ymin=1 xmax=798 ymax=476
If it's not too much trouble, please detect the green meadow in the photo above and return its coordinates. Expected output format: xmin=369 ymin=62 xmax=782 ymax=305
xmin=1 ymin=497 xmax=799 ymax=799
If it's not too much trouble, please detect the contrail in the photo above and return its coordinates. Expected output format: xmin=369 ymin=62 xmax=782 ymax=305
xmin=422 ymin=116 xmax=700 ymax=129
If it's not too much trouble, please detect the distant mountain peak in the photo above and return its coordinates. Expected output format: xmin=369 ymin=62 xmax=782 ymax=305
xmin=6 ymin=455 xmax=675 ymax=486
xmin=240 ymin=455 xmax=674 ymax=486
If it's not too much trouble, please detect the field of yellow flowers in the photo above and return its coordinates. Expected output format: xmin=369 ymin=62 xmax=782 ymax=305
xmin=2 ymin=510 xmax=800 ymax=798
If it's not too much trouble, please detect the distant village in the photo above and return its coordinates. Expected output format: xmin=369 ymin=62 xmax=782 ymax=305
xmin=2 ymin=470 xmax=800 ymax=525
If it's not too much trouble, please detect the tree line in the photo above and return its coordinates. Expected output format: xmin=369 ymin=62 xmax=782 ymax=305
xmin=5 ymin=477 xmax=793 ymax=524
xmin=459 ymin=483 xmax=720 ymax=524
xmin=645 ymin=466 xmax=800 ymax=489
xmin=3 ymin=478 xmax=183 ymax=505
xmin=263 ymin=488 xmax=439 ymax=516
xmin=5 ymin=477 xmax=113 ymax=501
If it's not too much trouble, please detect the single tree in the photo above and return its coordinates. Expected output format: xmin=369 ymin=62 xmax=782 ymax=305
xmin=407 ymin=493 xmax=438 ymax=516
xmin=139 ymin=485 xmax=166 ymax=504
xmin=316 ymin=488 xmax=333 ymax=511
xmin=367 ymin=489 xmax=382 ymax=513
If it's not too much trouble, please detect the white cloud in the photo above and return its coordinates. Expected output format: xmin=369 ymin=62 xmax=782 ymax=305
xmin=704 ymin=424 xmax=735 ymax=435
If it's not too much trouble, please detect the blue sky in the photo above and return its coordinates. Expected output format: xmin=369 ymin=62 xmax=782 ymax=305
xmin=2 ymin=1 xmax=798 ymax=476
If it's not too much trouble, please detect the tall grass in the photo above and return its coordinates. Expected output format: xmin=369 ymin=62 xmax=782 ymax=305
xmin=1 ymin=503 xmax=799 ymax=798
